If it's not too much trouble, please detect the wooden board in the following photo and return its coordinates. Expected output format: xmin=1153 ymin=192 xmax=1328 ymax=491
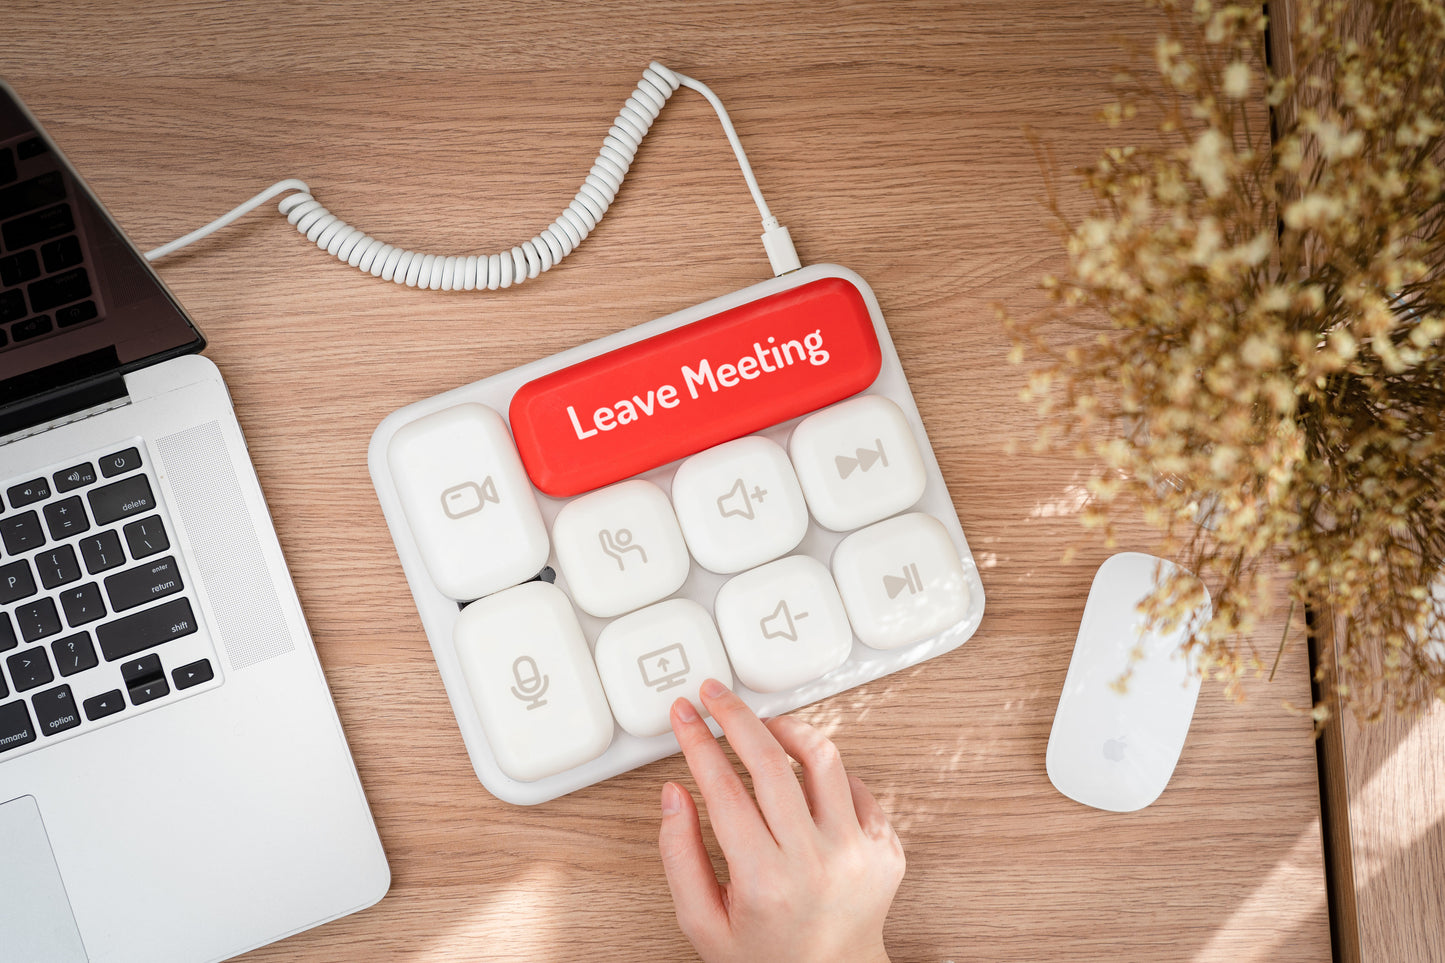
xmin=3 ymin=2 xmax=1332 ymax=959
xmin=1315 ymin=608 xmax=1445 ymax=963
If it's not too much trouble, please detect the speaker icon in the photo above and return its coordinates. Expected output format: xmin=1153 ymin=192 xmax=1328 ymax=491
xmin=882 ymin=562 xmax=923 ymax=600
xmin=759 ymin=599 xmax=808 ymax=642
xmin=835 ymin=439 xmax=889 ymax=479
xmin=717 ymin=477 xmax=767 ymax=520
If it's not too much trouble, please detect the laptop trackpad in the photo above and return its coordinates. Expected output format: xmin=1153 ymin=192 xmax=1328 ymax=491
xmin=0 ymin=795 xmax=89 ymax=962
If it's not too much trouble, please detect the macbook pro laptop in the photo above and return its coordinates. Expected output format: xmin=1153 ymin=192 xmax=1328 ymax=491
xmin=0 ymin=81 xmax=389 ymax=962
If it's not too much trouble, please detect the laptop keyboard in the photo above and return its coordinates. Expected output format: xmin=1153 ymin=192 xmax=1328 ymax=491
xmin=0 ymin=136 xmax=102 ymax=352
xmin=1 ymin=441 xmax=220 ymax=761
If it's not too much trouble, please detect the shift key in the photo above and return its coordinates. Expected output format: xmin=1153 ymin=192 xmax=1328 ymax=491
xmin=89 ymin=474 xmax=156 ymax=525
xmin=97 ymin=597 xmax=198 ymax=662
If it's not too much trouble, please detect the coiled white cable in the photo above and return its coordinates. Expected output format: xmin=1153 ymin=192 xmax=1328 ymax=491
xmin=144 ymin=62 xmax=801 ymax=283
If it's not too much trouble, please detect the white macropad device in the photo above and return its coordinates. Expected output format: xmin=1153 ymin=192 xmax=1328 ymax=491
xmin=370 ymin=265 xmax=986 ymax=804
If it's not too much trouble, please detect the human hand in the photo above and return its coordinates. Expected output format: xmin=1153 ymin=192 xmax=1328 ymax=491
xmin=658 ymin=678 xmax=905 ymax=963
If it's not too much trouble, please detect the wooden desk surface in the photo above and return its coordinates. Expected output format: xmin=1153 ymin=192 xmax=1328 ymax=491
xmin=4 ymin=2 xmax=1332 ymax=960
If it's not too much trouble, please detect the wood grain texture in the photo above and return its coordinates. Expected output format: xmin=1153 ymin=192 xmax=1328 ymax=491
xmin=1318 ymin=608 xmax=1445 ymax=963
xmin=3 ymin=2 xmax=1332 ymax=960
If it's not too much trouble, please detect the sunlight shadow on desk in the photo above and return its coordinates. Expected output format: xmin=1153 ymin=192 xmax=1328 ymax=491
xmin=1193 ymin=709 xmax=1445 ymax=962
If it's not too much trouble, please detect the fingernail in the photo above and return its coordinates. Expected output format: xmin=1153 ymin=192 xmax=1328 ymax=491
xmin=672 ymin=697 xmax=699 ymax=723
xmin=661 ymin=783 xmax=682 ymax=815
xmin=701 ymin=678 xmax=727 ymax=699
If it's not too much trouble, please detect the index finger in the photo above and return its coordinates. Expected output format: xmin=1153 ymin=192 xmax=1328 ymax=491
xmin=669 ymin=696 xmax=773 ymax=858
xmin=697 ymin=679 xmax=815 ymax=845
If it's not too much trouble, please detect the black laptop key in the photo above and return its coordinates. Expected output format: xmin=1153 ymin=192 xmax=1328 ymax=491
xmin=33 ymin=685 xmax=80 ymax=737
xmin=6 ymin=477 xmax=51 ymax=508
xmin=52 ymin=632 xmax=98 ymax=677
xmin=53 ymin=461 xmax=97 ymax=493
xmin=96 ymin=597 xmax=197 ymax=661
xmin=83 ymin=689 xmax=125 ymax=722
xmin=89 ymin=474 xmax=155 ymax=525
xmin=1 ymin=510 xmax=46 ymax=554
xmin=0 ymin=613 xmax=16 ymax=652
xmin=6 ymin=647 xmax=54 ymax=692
xmin=129 ymin=677 xmax=170 ymax=706
xmin=35 ymin=544 xmax=81 ymax=589
xmin=16 ymin=137 xmax=48 ymax=160
xmin=3 ymin=202 xmax=74 ymax=251
xmin=0 ymin=672 xmax=5 ymax=700
xmin=56 ymin=299 xmax=97 ymax=328
xmin=120 ymin=652 xmax=163 ymax=687
xmin=0 ymin=700 xmax=36 ymax=753
xmin=14 ymin=596 xmax=61 ymax=642
xmin=0 ymin=170 xmax=64 ymax=220
xmin=41 ymin=235 xmax=83 ymax=273
xmin=79 ymin=529 xmax=125 ymax=573
xmin=0 ymin=288 xmax=25 ymax=322
xmin=0 ymin=147 xmax=14 ymax=185
xmin=0 ymin=248 xmax=40 ymax=286
xmin=59 ymin=582 xmax=105 ymax=627
xmin=0 ymin=559 xmax=37 ymax=604
xmin=122 ymin=515 xmax=168 ymax=559
xmin=43 ymin=495 xmax=89 ymax=540
xmin=105 ymin=555 xmax=183 ymax=612
xmin=12 ymin=314 xmax=52 ymax=342
xmin=26 ymin=263 xmax=89 ymax=312
xmin=173 ymin=658 xmax=214 ymax=690
xmin=100 ymin=446 xmax=142 ymax=478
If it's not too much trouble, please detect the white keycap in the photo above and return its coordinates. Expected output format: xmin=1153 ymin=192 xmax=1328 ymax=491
xmin=788 ymin=395 xmax=928 ymax=532
xmin=671 ymin=436 xmax=810 ymax=574
xmin=714 ymin=555 xmax=853 ymax=693
xmin=593 ymin=599 xmax=733 ymax=738
xmin=831 ymin=512 xmax=971 ymax=650
xmin=453 ymin=581 xmax=615 ymax=782
xmin=552 ymin=479 xmax=690 ymax=618
xmin=387 ymin=403 xmax=549 ymax=600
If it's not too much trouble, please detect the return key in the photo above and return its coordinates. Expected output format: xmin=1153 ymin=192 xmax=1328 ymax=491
xmin=104 ymin=556 xmax=183 ymax=612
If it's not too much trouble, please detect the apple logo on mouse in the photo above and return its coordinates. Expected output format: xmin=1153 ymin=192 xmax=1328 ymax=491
xmin=1102 ymin=736 xmax=1128 ymax=762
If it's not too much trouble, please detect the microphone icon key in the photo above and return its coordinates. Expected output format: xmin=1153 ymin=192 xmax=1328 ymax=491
xmin=509 ymin=655 xmax=550 ymax=710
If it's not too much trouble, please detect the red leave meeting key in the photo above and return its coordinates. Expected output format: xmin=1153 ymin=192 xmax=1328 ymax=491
xmin=509 ymin=276 xmax=884 ymax=497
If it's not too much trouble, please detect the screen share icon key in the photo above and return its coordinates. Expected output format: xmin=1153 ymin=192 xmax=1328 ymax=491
xmin=637 ymin=643 xmax=690 ymax=692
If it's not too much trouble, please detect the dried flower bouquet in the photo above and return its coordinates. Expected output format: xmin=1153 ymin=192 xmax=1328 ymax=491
xmin=1010 ymin=0 xmax=1445 ymax=718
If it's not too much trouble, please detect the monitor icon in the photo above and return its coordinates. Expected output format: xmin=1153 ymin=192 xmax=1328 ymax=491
xmin=637 ymin=643 xmax=690 ymax=693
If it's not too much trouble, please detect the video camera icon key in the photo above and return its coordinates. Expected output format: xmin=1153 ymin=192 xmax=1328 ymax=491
xmin=441 ymin=476 xmax=500 ymax=519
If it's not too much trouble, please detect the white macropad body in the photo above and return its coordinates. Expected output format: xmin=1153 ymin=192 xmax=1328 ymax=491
xmin=714 ymin=555 xmax=853 ymax=692
xmin=790 ymin=395 xmax=928 ymax=531
xmin=672 ymin=435 xmax=810 ymax=573
xmin=371 ymin=265 xmax=988 ymax=804
xmin=832 ymin=513 xmax=972 ymax=649
xmin=453 ymin=581 xmax=614 ymax=781
xmin=593 ymin=599 xmax=733 ymax=737
xmin=552 ymin=479 xmax=690 ymax=617
xmin=386 ymin=403 xmax=550 ymax=600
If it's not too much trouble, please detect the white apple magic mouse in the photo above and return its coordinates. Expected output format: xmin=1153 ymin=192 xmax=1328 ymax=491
xmin=1046 ymin=552 xmax=1212 ymax=812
